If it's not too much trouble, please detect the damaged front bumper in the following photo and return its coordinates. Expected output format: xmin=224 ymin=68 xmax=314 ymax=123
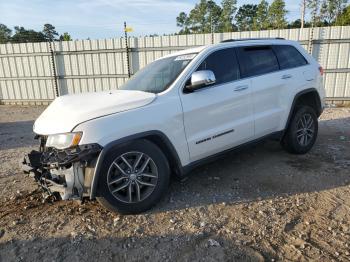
xmin=22 ymin=141 xmax=102 ymax=200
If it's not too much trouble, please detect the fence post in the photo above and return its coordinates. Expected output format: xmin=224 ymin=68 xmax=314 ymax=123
xmin=48 ymin=41 xmax=59 ymax=97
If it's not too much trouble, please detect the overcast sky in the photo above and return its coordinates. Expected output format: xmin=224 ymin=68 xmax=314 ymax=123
xmin=0 ymin=0 xmax=303 ymax=39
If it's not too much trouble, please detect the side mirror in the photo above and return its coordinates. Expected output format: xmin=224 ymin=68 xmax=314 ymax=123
xmin=185 ymin=70 xmax=216 ymax=92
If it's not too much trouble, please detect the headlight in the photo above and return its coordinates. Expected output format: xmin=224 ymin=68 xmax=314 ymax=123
xmin=46 ymin=132 xmax=83 ymax=150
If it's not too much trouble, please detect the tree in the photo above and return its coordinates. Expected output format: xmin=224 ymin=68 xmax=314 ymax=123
xmin=268 ymin=0 xmax=288 ymax=29
xmin=187 ymin=0 xmax=211 ymax=33
xmin=289 ymin=19 xmax=301 ymax=28
xmin=235 ymin=4 xmax=258 ymax=31
xmin=59 ymin=32 xmax=72 ymax=41
xmin=175 ymin=0 xmax=223 ymax=34
xmin=219 ymin=0 xmax=237 ymax=32
xmin=175 ymin=0 xmax=239 ymax=34
xmin=253 ymin=0 xmax=269 ymax=30
xmin=0 ymin=24 xmax=12 ymax=44
xmin=42 ymin=23 xmax=58 ymax=41
xmin=0 ymin=23 xmax=70 ymax=44
xmin=320 ymin=0 xmax=348 ymax=24
xmin=334 ymin=4 xmax=350 ymax=25
xmin=288 ymin=19 xmax=312 ymax=28
xmin=176 ymin=12 xmax=190 ymax=34
xmin=189 ymin=0 xmax=222 ymax=33
xmin=306 ymin=0 xmax=321 ymax=26
xmin=11 ymin=26 xmax=46 ymax=43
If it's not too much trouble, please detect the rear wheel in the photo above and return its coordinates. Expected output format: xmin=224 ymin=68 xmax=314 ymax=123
xmin=282 ymin=105 xmax=318 ymax=154
xmin=96 ymin=140 xmax=170 ymax=214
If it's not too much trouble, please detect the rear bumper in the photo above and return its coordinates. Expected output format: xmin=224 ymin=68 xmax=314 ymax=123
xmin=22 ymin=144 xmax=102 ymax=200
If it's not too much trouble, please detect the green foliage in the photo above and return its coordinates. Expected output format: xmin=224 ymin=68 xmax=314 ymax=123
xmin=253 ymin=0 xmax=270 ymax=30
xmin=187 ymin=0 xmax=210 ymax=33
xmin=176 ymin=0 xmax=291 ymax=33
xmin=11 ymin=26 xmax=46 ymax=43
xmin=335 ymin=4 xmax=350 ymax=25
xmin=59 ymin=32 xmax=72 ymax=41
xmin=235 ymin=4 xmax=258 ymax=31
xmin=307 ymin=0 xmax=348 ymax=26
xmin=0 ymin=24 xmax=12 ymax=44
xmin=174 ymin=0 xmax=349 ymax=33
xmin=289 ymin=19 xmax=302 ymax=28
xmin=176 ymin=12 xmax=190 ymax=34
xmin=175 ymin=0 xmax=237 ymax=34
xmin=268 ymin=0 xmax=288 ymax=29
xmin=0 ymin=23 xmax=72 ymax=44
xmin=320 ymin=0 xmax=348 ymax=24
xmin=189 ymin=0 xmax=222 ymax=33
xmin=219 ymin=0 xmax=237 ymax=32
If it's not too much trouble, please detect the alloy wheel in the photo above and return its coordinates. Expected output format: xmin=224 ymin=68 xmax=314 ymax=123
xmin=296 ymin=113 xmax=315 ymax=146
xmin=107 ymin=151 xmax=158 ymax=203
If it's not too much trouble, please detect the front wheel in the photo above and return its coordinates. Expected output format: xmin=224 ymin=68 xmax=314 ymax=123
xmin=281 ymin=105 xmax=318 ymax=154
xmin=96 ymin=140 xmax=170 ymax=214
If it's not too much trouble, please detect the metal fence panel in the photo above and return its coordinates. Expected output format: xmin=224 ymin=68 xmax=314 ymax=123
xmin=1 ymin=26 xmax=350 ymax=103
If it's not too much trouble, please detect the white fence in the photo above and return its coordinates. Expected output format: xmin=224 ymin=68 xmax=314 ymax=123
xmin=1 ymin=26 xmax=350 ymax=104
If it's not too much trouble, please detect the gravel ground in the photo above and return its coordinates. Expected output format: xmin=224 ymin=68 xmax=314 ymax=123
xmin=0 ymin=105 xmax=349 ymax=262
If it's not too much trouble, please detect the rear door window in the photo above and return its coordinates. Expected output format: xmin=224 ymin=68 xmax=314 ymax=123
xmin=196 ymin=48 xmax=240 ymax=85
xmin=236 ymin=46 xmax=279 ymax=78
xmin=273 ymin=45 xmax=308 ymax=70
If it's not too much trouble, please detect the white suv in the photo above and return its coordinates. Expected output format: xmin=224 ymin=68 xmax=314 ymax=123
xmin=23 ymin=38 xmax=325 ymax=214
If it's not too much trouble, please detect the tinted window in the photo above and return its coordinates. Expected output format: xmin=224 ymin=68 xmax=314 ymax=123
xmin=236 ymin=46 xmax=279 ymax=78
xmin=273 ymin=45 xmax=308 ymax=70
xmin=197 ymin=48 xmax=240 ymax=85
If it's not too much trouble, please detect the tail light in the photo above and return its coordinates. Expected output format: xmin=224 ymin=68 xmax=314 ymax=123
xmin=319 ymin=66 xmax=324 ymax=76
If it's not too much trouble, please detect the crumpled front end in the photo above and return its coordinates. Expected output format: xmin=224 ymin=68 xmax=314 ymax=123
xmin=22 ymin=136 xmax=102 ymax=200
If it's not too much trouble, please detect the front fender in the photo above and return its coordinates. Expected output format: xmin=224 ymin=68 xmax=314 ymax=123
xmin=89 ymin=130 xmax=183 ymax=199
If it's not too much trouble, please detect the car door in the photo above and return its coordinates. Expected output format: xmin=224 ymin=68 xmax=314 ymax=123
xmin=272 ymin=44 xmax=312 ymax=129
xmin=180 ymin=48 xmax=254 ymax=162
xmin=236 ymin=45 xmax=286 ymax=138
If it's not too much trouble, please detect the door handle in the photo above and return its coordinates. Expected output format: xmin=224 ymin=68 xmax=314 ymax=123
xmin=281 ymin=74 xmax=292 ymax=79
xmin=234 ymin=85 xmax=248 ymax=91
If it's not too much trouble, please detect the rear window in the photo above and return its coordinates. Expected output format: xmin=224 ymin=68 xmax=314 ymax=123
xmin=236 ymin=46 xmax=279 ymax=78
xmin=273 ymin=45 xmax=308 ymax=70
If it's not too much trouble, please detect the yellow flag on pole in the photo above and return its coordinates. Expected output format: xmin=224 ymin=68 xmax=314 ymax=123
xmin=125 ymin=27 xmax=133 ymax=32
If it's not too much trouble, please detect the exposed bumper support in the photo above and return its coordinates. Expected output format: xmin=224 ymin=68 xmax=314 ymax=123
xmin=22 ymin=144 xmax=102 ymax=200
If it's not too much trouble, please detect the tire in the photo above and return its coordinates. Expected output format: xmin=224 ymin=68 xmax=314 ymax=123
xmin=96 ymin=139 xmax=170 ymax=214
xmin=282 ymin=105 xmax=318 ymax=154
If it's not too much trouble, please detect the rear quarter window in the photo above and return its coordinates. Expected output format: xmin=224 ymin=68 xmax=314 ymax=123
xmin=236 ymin=46 xmax=279 ymax=78
xmin=273 ymin=45 xmax=308 ymax=70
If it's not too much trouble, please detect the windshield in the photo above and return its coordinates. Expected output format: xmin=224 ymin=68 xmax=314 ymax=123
xmin=120 ymin=54 xmax=196 ymax=94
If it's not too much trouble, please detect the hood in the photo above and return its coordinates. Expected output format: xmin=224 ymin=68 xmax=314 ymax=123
xmin=34 ymin=90 xmax=156 ymax=135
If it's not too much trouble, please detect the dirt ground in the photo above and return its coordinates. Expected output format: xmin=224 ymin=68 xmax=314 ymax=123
xmin=0 ymin=105 xmax=349 ymax=262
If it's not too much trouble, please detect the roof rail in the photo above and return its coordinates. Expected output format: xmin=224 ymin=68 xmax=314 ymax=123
xmin=220 ymin=37 xmax=285 ymax=43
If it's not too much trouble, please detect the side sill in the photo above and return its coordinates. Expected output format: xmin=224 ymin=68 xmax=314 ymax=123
xmin=182 ymin=130 xmax=284 ymax=175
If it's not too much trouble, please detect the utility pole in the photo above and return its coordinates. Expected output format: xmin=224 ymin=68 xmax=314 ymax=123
xmin=301 ymin=0 xmax=306 ymax=29
xmin=124 ymin=21 xmax=131 ymax=78
xmin=48 ymin=40 xmax=59 ymax=97
xmin=210 ymin=5 xmax=214 ymax=44
xmin=308 ymin=1 xmax=318 ymax=54
xmin=211 ymin=15 xmax=214 ymax=44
